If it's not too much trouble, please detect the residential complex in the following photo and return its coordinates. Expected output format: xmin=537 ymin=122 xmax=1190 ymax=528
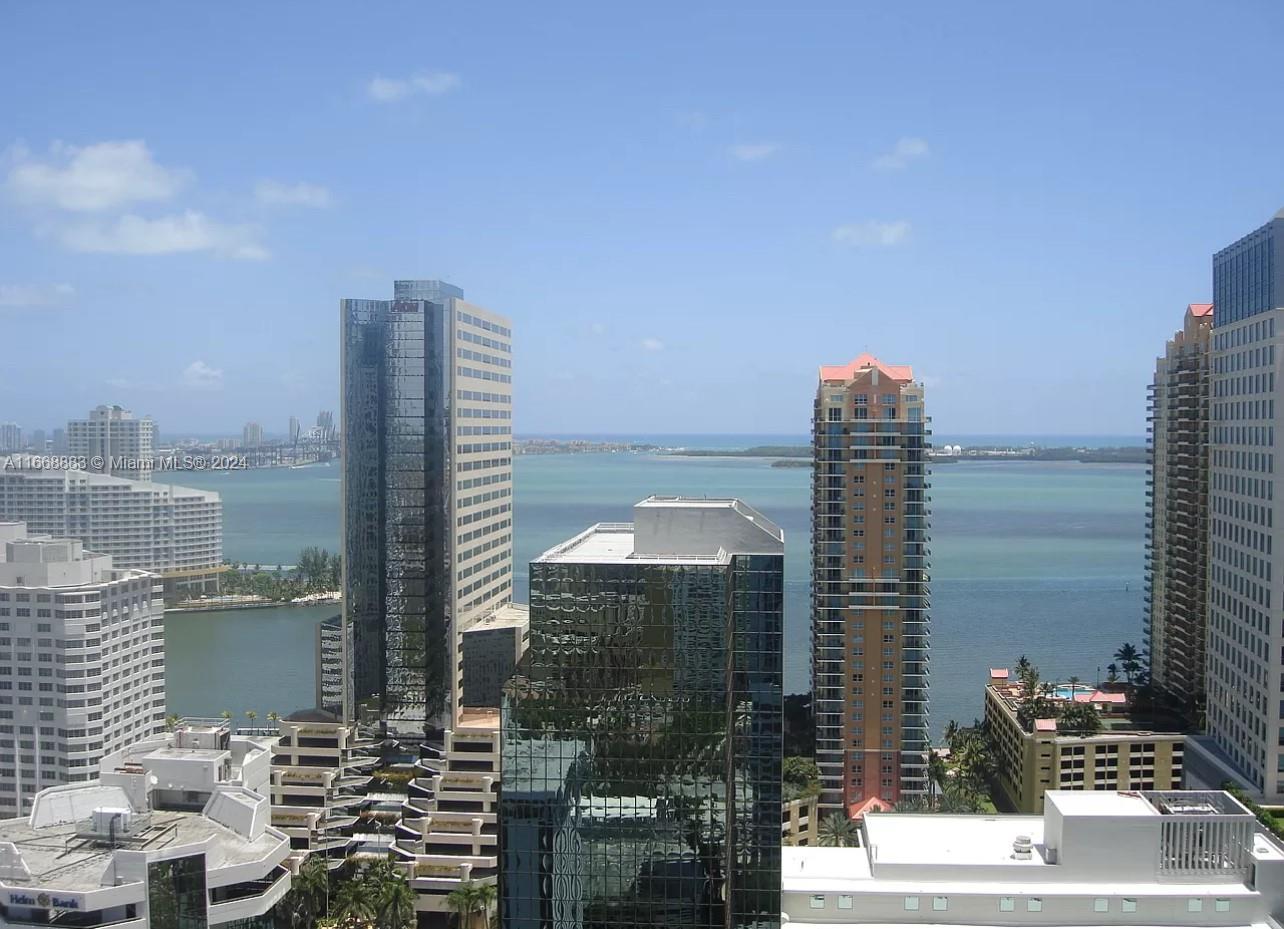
xmin=242 ymin=421 xmax=264 ymax=448
xmin=782 ymin=795 xmax=820 ymax=847
xmin=812 ymin=354 xmax=931 ymax=815
xmin=1196 ymin=210 xmax=1284 ymax=801
xmin=984 ymin=669 xmax=1183 ymax=814
xmin=1146 ymin=302 xmax=1213 ymax=715
xmin=341 ymin=279 xmax=515 ymax=921
xmin=0 ymin=522 xmax=166 ymax=818
xmin=0 ymin=469 xmax=223 ymax=601
xmin=67 ymin=405 xmax=155 ymax=481
xmin=0 ymin=721 xmax=292 ymax=929
xmin=784 ymin=790 xmax=1284 ymax=927
xmin=501 ymin=496 xmax=784 ymax=929
xmin=0 ymin=424 xmax=22 ymax=453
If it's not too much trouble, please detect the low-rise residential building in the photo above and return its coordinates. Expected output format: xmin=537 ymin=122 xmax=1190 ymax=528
xmin=785 ymin=790 xmax=1284 ymax=927
xmin=783 ymin=795 xmax=820 ymax=847
xmin=0 ymin=723 xmax=291 ymax=929
xmin=0 ymin=523 xmax=165 ymax=818
xmin=985 ymin=669 xmax=1183 ymax=813
xmin=0 ymin=470 xmax=223 ymax=601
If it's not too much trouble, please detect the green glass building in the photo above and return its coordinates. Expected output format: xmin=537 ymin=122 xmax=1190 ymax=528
xmin=501 ymin=496 xmax=784 ymax=929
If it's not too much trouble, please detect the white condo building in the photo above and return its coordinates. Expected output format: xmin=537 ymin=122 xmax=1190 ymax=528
xmin=67 ymin=406 xmax=155 ymax=482
xmin=1186 ymin=211 xmax=1284 ymax=801
xmin=0 ymin=721 xmax=291 ymax=929
xmin=784 ymin=790 xmax=1284 ymax=928
xmin=0 ymin=523 xmax=165 ymax=818
xmin=0 ymin=470 xmax=222 ymax=601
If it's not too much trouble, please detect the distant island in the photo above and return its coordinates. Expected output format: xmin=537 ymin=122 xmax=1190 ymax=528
xmin=669 ymin=445 xmax=810 ymax=458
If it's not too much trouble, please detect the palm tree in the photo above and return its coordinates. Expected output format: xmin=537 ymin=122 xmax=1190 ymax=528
xmin=332 ymin=875 xmax=375 ymax=924
xmin=818 ymin=812 xmax=861 ymax=848
xmin=286 ymin=855 xmax=331 ymax=929
xmin=943 ymin=719 xmax=960 ymax=748
xmin=366 ymin=860 xmax=414 ymax=929
xmin=164 ymin=714 xmax=180 ymax=732
xmin=245 ymin=709 xmax=258 ymax=729
xmin=266 ymin=710 xmax=280 ymax=730
xmin=219 ymin=709 xmax=232 ymax=724
xmin=927 ymin=750 xmax=948 ymax=805
xmin=1106 ymin=663 xmax=1119 ymax=683
xmin=1066 ymin=675 xmax=1082 ymax=699
xmin=1114 ymin=643 xmax=1142 ymax=684
xmin=446 ymin=882 xmax=492 ymax=929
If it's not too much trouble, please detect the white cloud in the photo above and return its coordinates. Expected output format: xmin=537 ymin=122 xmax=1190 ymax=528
xmin=181 ymin=360 xmax=224 ymax=391
xmin=367 ymin=72 xmax=461 ymax=103
xmin=254 ymin=180 xmax=332 ymax=208
xmin=832 ymin=220 xmax=912 ymax=248
xmin=641 ymin=337 xmax=665 ymax=352
xmin=0 ymin=282 xmax=75 ymax=308
xmin=59 ymin=211 xmax=268 ymax=260
xmin=729 ymin=142 xmax=780 ymax=162
xmin=6 ymin=140 xmax=190 ymax=211
xmin=872 ymin=136 xmax=930 ymax=171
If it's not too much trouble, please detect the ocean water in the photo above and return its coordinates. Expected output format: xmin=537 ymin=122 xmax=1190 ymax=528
xmin=166 ymin=449 xmax=1147 ymax=737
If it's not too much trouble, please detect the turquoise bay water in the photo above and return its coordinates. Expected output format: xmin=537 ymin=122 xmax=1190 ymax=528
xmin=166 ymin=453 xmax=1146 ymax=738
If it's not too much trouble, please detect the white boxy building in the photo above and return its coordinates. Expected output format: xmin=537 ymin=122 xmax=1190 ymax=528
xmin=784 ymin=791 xmax=1284 ymax=928
xmin=0 ymin=719 xmax=291 ymax=929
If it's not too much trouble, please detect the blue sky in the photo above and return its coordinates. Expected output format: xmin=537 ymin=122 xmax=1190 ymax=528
xmin=2 ymin=1 xmax=1283 ymax=439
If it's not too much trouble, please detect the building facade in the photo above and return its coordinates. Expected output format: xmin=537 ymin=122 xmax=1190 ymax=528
xmin=67 ymin=405 xmax=155 ymax=481
xmin=316 ymin=614 xmax=344 ymax=717
xmin=0 ymin=469 xmax=223 ymax=601
xmin=1203 ymin=211 xmax=1284 ymax=800
xmin=984 ymin=670 xmax=1184 ymax=814
xmin=242 ymin=422 xmax=264 ymax=448
xmin=341 ymin=279 xmax=513 ymax=736
xmin=461 ymin=603 xmax=528 ymax=709
xmin=783 ymin=790 xmax=1284 ymax=928
xmin=1146 ymin=303 xmax=1213 ymax=716
xmin=501 ymin=497 xmax=784 ymax=929
xmin=812 ymin=354 xmax=931 ymax=815
xmin=0 ymin=425 xmax=22 ymax=453
xmin=0 ymin=723 xmax=291 ymax=929
xmin=0 ymin=523 xmax=166 ymax=818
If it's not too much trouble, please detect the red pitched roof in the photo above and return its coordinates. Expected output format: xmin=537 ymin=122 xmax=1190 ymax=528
xmin=820 ymin=353 xmax=914 ymax=383
xmin=850 ymin=796 xmax=892 ymax=818
xmin=1188 ymin=303 xmax=1214 ymax=318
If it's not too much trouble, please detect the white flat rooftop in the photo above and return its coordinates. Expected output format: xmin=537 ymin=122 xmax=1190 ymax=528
xmin=1047 ymin=790 xmax=1156 ymax=817
xmin=863 ymin=813 xmax=1047 ymax=868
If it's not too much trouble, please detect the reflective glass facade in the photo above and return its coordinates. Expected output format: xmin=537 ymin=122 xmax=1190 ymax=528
xmin=501 ymin=518 xmax=783 ymax=929
xmin=146 ymin=853 xmax=208 ymax=929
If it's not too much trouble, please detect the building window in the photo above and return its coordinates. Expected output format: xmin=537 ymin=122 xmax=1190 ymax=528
xmin=933 ymin=896 xmax=948 ymax=911
xmin=1027 ymin=898 xmax=1043 ymax=913
xmin=999 ymin=897 xmax=1014 ymax=912
xmin=1094 ymin=898 xmax=1109 ymax=913
xmin=1188 ymin=899 xmax=1203 ymax=913
xmin=1122 ymin=899 xmax=1137 ymax=913
xmin=1215 ymin=899 xmax=1230 ymax=913
xmin=838 ymin=895 xmax=853 ymax=910
xmin=904 ymin=896 xmax=919 ymax=911
xmin=809 ymin=895 xmax=825 ymax=910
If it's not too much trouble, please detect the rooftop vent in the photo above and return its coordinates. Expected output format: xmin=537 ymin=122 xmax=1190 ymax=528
xmin=1012 ymin=834 xmax=1032 ymax=860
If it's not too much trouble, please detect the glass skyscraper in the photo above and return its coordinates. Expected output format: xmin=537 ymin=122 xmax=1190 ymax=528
xmin=340 ymin=279 xmax=514 ymax=737
xmin=501 ymin=497 xmax=784 ymax=929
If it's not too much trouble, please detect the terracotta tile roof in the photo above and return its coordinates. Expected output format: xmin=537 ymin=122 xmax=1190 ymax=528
xmin=850 ymin=796 xmax=892 ymax=818
xmin=1188 ymin=303 xmax=1214 ymax=318
xmin=820 ymin=352 xmax=914 ymax=383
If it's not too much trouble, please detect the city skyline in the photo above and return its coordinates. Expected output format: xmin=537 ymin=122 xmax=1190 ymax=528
xmin=5 ymin=3 xmax=1284 ymax=436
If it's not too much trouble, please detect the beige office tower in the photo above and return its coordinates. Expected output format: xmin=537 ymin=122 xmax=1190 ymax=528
xmin=342 ymin=280 xmax=516 ymax=923
xmin=67 ymin=404 xmax=155 ymax=480
xmin=1146 ymin=303 xmax=1212 ymax=716
xmin=812 ymin=354 xmax=930 ymax=816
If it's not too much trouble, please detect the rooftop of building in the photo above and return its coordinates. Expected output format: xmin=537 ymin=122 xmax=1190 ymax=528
xmin=1189 ymin=302 xmax=1215 ymax=318
xmin=986 ymin=668 xmax=1177 ymax=737
xmin=535 ymin=496 xmax=784 ymax=565
xmin=464 ymin=602 xmax=530 ymax=633
xmin=864 ymin=812 xmax=1047 ymax=869
xmin=0 ymin=467 xmax=220 ymax=501
xmin=0 ymin=783 xmax=282 ymax=893
xmin=457 ymin=707 xmax=500 ymax=732
xmin=0 ymin=523 xmax=154 ymax=588
xmin=819 ymin=352 xmax=915 ymax=384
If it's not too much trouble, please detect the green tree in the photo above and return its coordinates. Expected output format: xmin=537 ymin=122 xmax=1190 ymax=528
xmin=281 ymin=856 xmax=330 ymax=929
xmin=245 ymin=709 xmax=258 ymax=729
xmin=165 ymin=714 xmax=180 ymax=732
xmin=1058 ymin=702 xmax=1103 ymax=736
xmin=818 ymin=812 xmax=860 ymax=848
xmin=332 ymin=874 xmax=375 ymax=924
xmin=783 ymin=756 xmax=820 ymax=802
xmin=1015 ymin=662 xmax=1056 ymax=732
xmin=1114 ymin=643 xmax=1142 ymax=684
xmin=446 ymin=881 xmax=495 ymax=929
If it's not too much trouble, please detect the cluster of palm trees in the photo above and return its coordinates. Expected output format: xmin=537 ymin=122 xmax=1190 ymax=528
xmin=220 ymin=546 xmax=342 ymax=601
xmin=445 ymin=881 xmax=497 ymax=929
xmin=1107 ymin=642 xmax=1145 ymax=685
xmin=280 ymin=858 xmax=415 ymax=929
